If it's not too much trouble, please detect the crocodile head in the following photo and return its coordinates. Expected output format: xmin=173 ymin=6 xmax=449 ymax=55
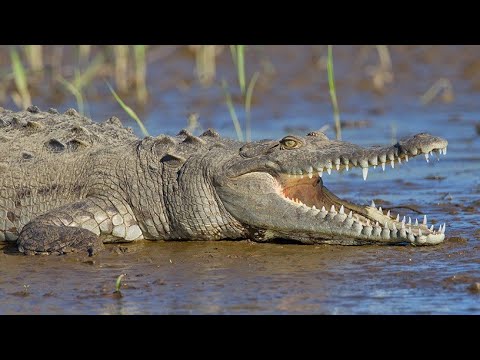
xmin=215 ymin=131 xmax=448 ymax=245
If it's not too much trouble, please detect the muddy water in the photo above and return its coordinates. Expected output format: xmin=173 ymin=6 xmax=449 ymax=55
xmin=1 ymin=45 xmax=480 ymax=314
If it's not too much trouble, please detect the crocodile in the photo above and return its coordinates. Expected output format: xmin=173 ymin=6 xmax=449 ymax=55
xmin=0 ymin=106 xmax=448 ymax=255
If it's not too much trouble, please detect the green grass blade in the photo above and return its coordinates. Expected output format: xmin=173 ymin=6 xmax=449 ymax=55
xmin=134 ymin=45 xmax=148 ymax=104
xmin=236 ymin=45 xmax=246 ymax=95
xmin=221 ymin=79 xmax=244 ymax=141
xmin=245 ymin=71 xmax=260 ymax=142
xmin=25 ymin=45 xmax=43 ymax=73
xmin=107 ymin=82 xmax=150 ymax=137
xmin=57 ymin=76 xmax=85 ymax=116
xmin=10 ymin=48 xmax=31 ymax=109
xmin=327 ymin=45 xmax=341 ymax=140
xmin=115 ymin=273 xmax=126 ymax=293
xmin=73 ymin=53 xmax=104 ymax=90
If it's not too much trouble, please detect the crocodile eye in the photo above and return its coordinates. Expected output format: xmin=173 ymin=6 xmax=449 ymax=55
xmin=280 ymin=136 xmax=302 ymax=149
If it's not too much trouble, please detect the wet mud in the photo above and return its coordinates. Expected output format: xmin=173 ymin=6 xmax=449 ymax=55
xmin=1 ymin=45 xmax=480 ymax=313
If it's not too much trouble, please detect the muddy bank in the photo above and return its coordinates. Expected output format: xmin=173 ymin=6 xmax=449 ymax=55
xmin=1 ymin=231 xmax=479 ymax=314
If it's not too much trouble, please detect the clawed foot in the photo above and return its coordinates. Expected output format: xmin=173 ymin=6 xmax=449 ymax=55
xmin=17 ymin=224 xmax=104 ymax=256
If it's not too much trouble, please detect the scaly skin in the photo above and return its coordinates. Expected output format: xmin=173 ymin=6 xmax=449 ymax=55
xmin=0 ymin=106 xmax=448 ymax=255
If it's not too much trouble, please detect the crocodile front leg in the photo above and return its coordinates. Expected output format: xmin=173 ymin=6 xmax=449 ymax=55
xmin=17 ymin=196 xmax=144 ymax=255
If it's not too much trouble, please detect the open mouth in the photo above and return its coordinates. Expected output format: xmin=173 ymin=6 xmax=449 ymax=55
xmin=275 ymin=145 xmax=448 ymax=245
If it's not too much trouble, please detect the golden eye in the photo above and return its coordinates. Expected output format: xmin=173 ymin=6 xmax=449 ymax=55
xmin=284 ymin=139 xmax=297 ymax=148
xmin=281 ymin=136 xmax=302 ymax=149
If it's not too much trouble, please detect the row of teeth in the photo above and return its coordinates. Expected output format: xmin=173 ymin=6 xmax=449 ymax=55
xmin=367 ymin=200 xmax=445 ymax=234
xmin=286 ymin=197 xmax=446 ymax=243
xmin=286 ymin=146 xmax=448 ymax=181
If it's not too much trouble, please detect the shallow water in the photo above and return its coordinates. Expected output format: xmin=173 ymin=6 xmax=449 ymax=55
xmin=1 ymin=45 xmax=480 ymax=314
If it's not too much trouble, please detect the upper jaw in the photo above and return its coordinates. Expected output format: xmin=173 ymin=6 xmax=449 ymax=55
xmin=274 ymin=133 xmax=448 ymax=181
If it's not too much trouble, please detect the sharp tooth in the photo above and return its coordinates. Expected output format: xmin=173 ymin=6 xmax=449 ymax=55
xmin=353 ymin=222 xmax=364 ymax=234
xmin=321 ymin=206 xmax=326 ymax=212
xmin=378 ymin=207 xmax=382 ymax=213
xmin=318 ymin=170 xmax=323 ymax=177
xmin=396 ymin=214 xmax=400 ymax=222
xmin=306 ymin=166 xmax=313 ymax=174
xmin=423 ymin=215 xmax=427 ymax=225
xmin=401 ymin=221 xmax=405 ymax=229
xmin=415 ymin=218 xmax=418 ymax=226
xmin=405 ymin=155 xmax=409 ymax=162
xmin=429 ymin=225 xmax=434 ymax=231
xmin=366 ymin=219 xmax=371 ymax=226
xmin=312 ymin=205 xmax=317 ymax=210
xmin=408 ymin=232 xmax=415 ymax=242
xmin=371 ymin=200 xmax=376 ymax=208
xmin=330 ymin=205 xmax=336 ymax=213
xmin=437 ymin=224 xmax=442 ymax=232
xmin=327 ymin=168 xmax=331 ymax=175
xmin=418 ymin=228 xmax=422 ymax=236
xmin=387 ymin=210 xmax=391 ymax=217
xmin=373 ymin=165 xmax=377 ymax=169
xmin=339 ymin=205 xmax=345 ymax=214
xmin=429 ymin=151 xmax=433 ymax=156
xmin=348 ymin=211 xmax=353 ymax=219
xmin=308 ymin=172 xmax=313 ymax=179
xmin=391 ymin=160 xmax=395 ymax=168
xmin=381 ymin=162 xmax=386 ymax=171
xmin=346 ymin=164 xmax=349 ymax=171
xmin=384 ymin=222 xmax=389 ymax=229
xmin=408 ymin=217 xmax=412 ymax=225
xmin=362 ymin=167 xmax=368 ymax=181
xmin=375 ymin=221 xmax=379 ymax=227
xmin=444 ymin=147 xmax=447 ymax=155
xmin=442 ymin=223 xmax=446 ymax=233
xmin=398 ymin=157 xmax=402 ymax=164
xmin=336 ymin=164 xmax=340 ymax=171
xmin=425 ymin=153 xmax=429 ymax=163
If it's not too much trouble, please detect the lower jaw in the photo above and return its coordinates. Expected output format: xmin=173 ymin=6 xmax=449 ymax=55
xmin=278 ymin=176 xmax=445 ymax=245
